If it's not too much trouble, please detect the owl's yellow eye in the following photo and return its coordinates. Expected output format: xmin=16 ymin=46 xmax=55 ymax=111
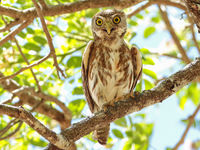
xmin=96 ymin=18 xmax=103 ymax=26
xmin=113 ymin=16 xmax=121 ymax=24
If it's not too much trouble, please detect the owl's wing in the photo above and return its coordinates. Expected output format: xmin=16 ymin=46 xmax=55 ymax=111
xmin=131 ymin=46 xmax=143 ymax=90
xmin=81 ymin=41 xmax=96 ymax=113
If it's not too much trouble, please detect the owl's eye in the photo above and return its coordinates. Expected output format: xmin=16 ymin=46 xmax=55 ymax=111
xmin=96 ymin=18 xmax=103 ymax=26
xmin=113 ymin=16 xmax=121 ymax=24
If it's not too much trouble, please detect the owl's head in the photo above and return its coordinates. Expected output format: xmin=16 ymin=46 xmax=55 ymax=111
xmin=92 ymin=9 xmax=127 ymax=40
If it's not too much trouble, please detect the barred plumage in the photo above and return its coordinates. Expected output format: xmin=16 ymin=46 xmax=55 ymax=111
xmin=81 ymin=9 xmax=142 ymax=145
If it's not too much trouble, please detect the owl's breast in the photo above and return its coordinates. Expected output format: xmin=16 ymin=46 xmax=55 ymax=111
xmin=88 ymin=44 xmax=134 ymax=108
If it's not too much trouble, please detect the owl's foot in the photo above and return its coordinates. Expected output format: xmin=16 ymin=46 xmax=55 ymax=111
xmin=102 ymin=101 xmax=116 ymax=112
xmin=133 ymin=91 xmax=140 ymax=96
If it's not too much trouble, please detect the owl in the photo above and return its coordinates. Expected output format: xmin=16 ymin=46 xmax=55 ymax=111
xmin=81 ymin=9 xmax=142 ymax=145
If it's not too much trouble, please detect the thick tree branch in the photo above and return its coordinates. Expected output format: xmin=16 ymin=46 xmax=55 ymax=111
xmin=173 ymin=104 xmax=200 ymax=150
xmin=0 ymin=0 xmax=186 ymax=20
xmin=0 ymin=72 xmax=71 ymax=129
xmin=0 ymin=104 xmax=70 ymax=149
xmin=159 ymin=6 xmax=191 ymax=64
xmin=1 ymin=59 xmax=198 ymax=150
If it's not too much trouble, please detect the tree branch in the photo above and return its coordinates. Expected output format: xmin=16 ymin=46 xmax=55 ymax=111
xmin=0 ymin=104 xmax=70 ymax=149
xmin=173 ymin=104 xmax=200 ymax=150
xmin=1 ymin=58 xmax=199 ymax=149
xmin=0 ymin=72 xmax=71 ymax=129
xmin=32 ymin=0 xmax=65 ymax=79
xmin=0 ymin=18 xmax=33 ymax=46
xmin=158 ymin=6 xmax=191 ymax=64
xmin=127 ymin=0 xmax=186 ymax=18
xmin=184 ymin=0 xmax=200 ymax=32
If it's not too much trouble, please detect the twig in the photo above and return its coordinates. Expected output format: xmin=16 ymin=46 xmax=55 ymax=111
xmin=0 ymin=18 xmax=23 ymax=32
xmin=127 ymin=2 xmax=153 ymax=18
xmin=0 ymin=121 xmax=23 ymax=140
xmin=0 ymin=119 xmax=20 ymax=137
xmin=32 ymin=0 xmax=66 ymax=79
xmin=0 ymin=18 xmax=33 ymax=46
xmin=0 ymin=54 xmax=50 ymax=81
xmin=14 ymin=38 xmax=42 ymax=91
xmin=150 ymin=52 xmax=181 ymax=59
xmin=1 ymin=16 xmax=42 ymax=92
xmin=12 ymin=86 xmax=72 ymax=121
xmin=158 ymin=5 xmax=191 ymax=64
xmin=187 ymin=14 xmax=200 ymax=54
xmin=173 ymin=104 xmax=200 ymax=150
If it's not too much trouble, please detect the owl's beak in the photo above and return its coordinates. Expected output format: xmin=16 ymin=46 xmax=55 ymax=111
xmin=105 ymin=23 xmax=114 ymax=35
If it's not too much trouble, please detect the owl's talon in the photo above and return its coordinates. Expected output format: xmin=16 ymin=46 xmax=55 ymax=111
xmin=133 ymin=91 xmax=140 ymax=96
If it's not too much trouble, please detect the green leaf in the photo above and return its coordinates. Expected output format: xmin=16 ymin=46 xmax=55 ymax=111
xmin=151 ymin=16 xmax=160 ymax=23
xmin=68 ymin=99 xmax=86 ymax=117
xmin=2 ymin=42 xmax=11 ymax=49
xmin=26 ymin=27 xmax=35 ymax=34
xmin=16 ymin=0 xmax=25 ymax=4
xmin=33 ymin=36 xmax=47 ymax=45
xmin=114 ymin=117 xmax=127 ymax=127
xmin=143 ymin=68 xmax=157 ymax=79
xmin=144 ymin=26 xmax=156 ymax=38
xmin=18 ymin=31 xmax=26 ymax=38
xmin=143 ymin=57 xmax=155 ymax=65
xmin=144 ymin=79 xmax=154 ymax=90
xmin=179 ymin=95 xmax=187 ymax=110
xmin=135 ymin=14 xmax=143 ymax=19
xmin=23 ymin=42 xmax=41 ymax=51
xmin=123 ymin=139 xmax=133 ymax=150
xmin=112 ymin=129 xmax=124 ymax=139
xmin=125 ymin=129 xmax=133 ymax=138
xmin=129 ymin=20 xmax=138 ymax=26
xmin=72 ymin=86 xmax=83 ymax=95
xmin=67 ymin=56 xmax=82 ymax=68
xmin=135 ymin=113 xmax=146 ymax=119
xmin=140 ymin=48 xmax=150 ymax=54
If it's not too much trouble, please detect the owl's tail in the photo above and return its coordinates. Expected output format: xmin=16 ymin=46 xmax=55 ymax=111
xmin=93 ymin=124 xmax=110 ymax=145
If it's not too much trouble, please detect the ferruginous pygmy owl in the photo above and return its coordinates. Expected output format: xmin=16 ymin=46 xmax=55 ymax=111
xmin=81 ymin=9 xmax=142 ymax=145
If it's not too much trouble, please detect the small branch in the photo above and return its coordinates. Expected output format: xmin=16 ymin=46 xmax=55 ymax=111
xmin=158 ymin=6 xmax=191 ymax=64
xmin=150 ymin=52 xmax=181 ymax=59
xmin=0 ymin=18 xmax=23 ymax=32
xmin=0 ymin=18 xmax=33 ymax=46
xmin=1 ymin=16 xmax=42 ymax=92
xmin=127 ymin=2 xmax=152 ymax=18
xmin=13 ymin=86 xmax=72 ymax=121
xmin=173 ymin=104 xmax=200 ymax=150
xmin=187 ymin=14 xmax=200 ymax=54
xmin=0 ymin=54 xmax=50 ymax=81
xmin=14 ymin=38 xmax=42 ymax=91
xmin=0 ymin=121 xmax=23 ymax=140
xmin=0 ymin=104 xmax=70 ymax=149
xmin=32 ymin=0 xmax=65 ymax=79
